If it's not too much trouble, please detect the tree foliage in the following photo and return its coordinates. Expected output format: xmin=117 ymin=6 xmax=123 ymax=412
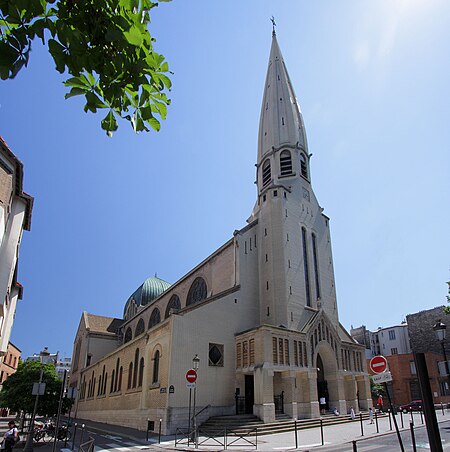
xmin=444 ymin=281 xmax=450 ymax=315
xmin=0 ymin=360 xmax=72 ymax=416
xmin=0 ymin=0 xmax=172 ymax=135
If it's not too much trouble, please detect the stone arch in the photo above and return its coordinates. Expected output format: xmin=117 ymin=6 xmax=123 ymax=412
xmin=135 ymin=318 xmax=145 ymax=337
xmin=315 ymin=341 xmax=341 ymax=413
xmin=186 ymin=277 xmax=207 ymax=306
xmin=165 ymin=294 xmax=181 ymax=318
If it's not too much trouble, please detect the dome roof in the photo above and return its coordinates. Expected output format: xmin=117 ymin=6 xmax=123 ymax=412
xmin=124 ymin=275 xmax=171 ymax=318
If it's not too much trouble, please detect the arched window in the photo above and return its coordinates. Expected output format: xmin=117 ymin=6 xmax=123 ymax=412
xmin=114 ymin=358 xmax=120 ymax=392
xmin=262 ymin=159 xmax=271 ymax=187
xmin=302 ymin=227 xmax=311 ymax=307
xmin=135 ymin=318 xmax=145 ymax=337
xmin=103 ymin=373 xmax=108 ymax=395
xmin=165 ymin=295 xmax=181 ymax=318
xmin=127 ymin=362 xmax=133 ymax=389
xmin=149 ymin=308 xmax=161 ymax=328
xmin=280 ymin=150 xmax=293 ymax=176
xmin=97 ymin=376 xmax=102 ymax=396
xmin=152 ymin=350 xmax=160 ymax=384
xmin=73 ymin=339 xmax=81 ymax=371
xmin=124 ymin=327 xmax=132 ymax=344
xmin=300 ymin=153 xmax=308 ymax=179
xmin=312 ymin=233 xmax=321 ymax=300
xmin=186 ymin=277 xmax=207 ymax=306
xmin=118 ymin=366 xmax=123 ymax=391
xmin=138 ymin=357 xmax=144 ymax=387
xmin=133 ymin=348 xmax=139 ymax=388
xmin=110 ymin=370 xmax=115 ymax=393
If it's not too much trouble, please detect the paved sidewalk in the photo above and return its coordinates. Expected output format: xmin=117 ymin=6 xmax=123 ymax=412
xmin=2 ymin=411 xmax=450 ymax=451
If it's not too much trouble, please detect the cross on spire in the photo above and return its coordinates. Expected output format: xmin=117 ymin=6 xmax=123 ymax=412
xmin=270 ymin=16 xmax=276 ymax=36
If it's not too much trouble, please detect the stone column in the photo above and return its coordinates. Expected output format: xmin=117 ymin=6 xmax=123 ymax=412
xmin=253 ymin=364 xmax=275 ymax=423
xmin=356 ymin=375 xmax=372 ymax=410
xmin=344 ymin=375 xmax=358 ymax=414
xmin=297 ymin=371 xmax=320 ymax=418
xmin=327 ymin=374 xmax=346 ymax=415
xmin=281 ymin=371 xmax=297 ymax=419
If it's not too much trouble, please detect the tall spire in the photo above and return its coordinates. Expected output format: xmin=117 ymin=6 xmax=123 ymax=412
xmin=257 ymin=32 xmax=308 ymax=164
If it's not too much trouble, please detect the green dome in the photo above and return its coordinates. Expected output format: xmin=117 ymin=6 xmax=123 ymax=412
xmin=124 ymin=275 xmax=171 ymax=317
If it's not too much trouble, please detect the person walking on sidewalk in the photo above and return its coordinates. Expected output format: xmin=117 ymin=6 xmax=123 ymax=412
xmin=350 ymin=407 xmax=356 ymax=420
xmin=2 ymin=421 xmax=19 ymax=452
xmin=369 ymin=407 xmax=374 ymax=424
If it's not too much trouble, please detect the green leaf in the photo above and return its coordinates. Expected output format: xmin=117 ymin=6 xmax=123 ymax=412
xmin=101 ymin=110 xmax=118 ymax=134
xmin=65 ymin=87 xmax=87 ymax=99
xmin=123 ymin=26 xmax=143 ymax=46
xmin=48 ymin=38 xmax=66 ymax=73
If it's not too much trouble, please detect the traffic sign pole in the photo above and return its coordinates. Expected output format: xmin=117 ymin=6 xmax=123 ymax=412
xmin=384 ymin=381 xmax=404 ymax=452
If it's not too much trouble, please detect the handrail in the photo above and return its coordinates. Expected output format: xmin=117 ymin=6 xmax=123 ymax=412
xmin=195 ymin=404 xmax=211 ymax=418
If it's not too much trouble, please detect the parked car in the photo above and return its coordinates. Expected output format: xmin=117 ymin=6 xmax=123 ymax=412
xmin=399 ymin=400 xmax=423 ymax=413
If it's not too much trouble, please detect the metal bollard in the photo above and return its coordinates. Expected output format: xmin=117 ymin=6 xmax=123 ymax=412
xmin=80 ymin=423 xmax=86 ymax=449
xmin=352 ymin=440 xmax=357 ymax=451
xmin=420 ymin=409 xmax=423 ymax=424
xmin=71 ymin=423 xmax=77 ymax=451
xmin=320 ymin=418 xmax=324 ymax=446
xmin=359 ymin=412 xmax=364 ymax=436
xmin=388 ymin=410 xmax=392 ymax=431
xmin=442 ymin=403 xmax=445 ymax=416
xmin=158 ymin=419 xmax=162 ymax=444
xmin=375 ymin=410 xmax=379 ymax=433
xmin=294 ymin=420 xmax=298 ymax=449
xmin=400 ymin=411 xmax=404 ymax=428
xmin=410 ymin=421 xmax=417 ymax=452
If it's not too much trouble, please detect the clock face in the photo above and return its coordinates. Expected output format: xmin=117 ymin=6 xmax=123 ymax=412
xmin=302 ymin=187 xmax=310 ymax=201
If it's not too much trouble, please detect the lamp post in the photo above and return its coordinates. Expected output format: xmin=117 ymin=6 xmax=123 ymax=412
xmin=23 ymin=347 xmax=51 ymax=452
xmin=433 ymin=321 xmax=450 ymax=395
xmin=192 ymin=354 xmax=200 ymax=447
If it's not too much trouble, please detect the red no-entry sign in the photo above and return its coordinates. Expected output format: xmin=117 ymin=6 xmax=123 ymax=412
xmin=370 ymin=355 xmax=388 ymax=374
xmin=186 ymin=369 xmax=197 ymax=383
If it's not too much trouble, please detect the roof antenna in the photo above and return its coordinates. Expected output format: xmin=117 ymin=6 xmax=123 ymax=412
xmin=270 ymin=16 xmax=276 ymax=37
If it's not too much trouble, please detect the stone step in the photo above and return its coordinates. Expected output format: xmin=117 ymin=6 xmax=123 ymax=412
xmin=199 ymin=412 xmax=389 ymax=436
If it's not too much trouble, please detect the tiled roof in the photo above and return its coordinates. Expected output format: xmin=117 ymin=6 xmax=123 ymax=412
xmin=85 ymin=312 xmax=123 ymax=334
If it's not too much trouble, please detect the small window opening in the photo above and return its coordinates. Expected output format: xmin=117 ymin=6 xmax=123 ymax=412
xmin=263 ymin=194 xmax=266 ymax=202
xmin=266 ymin=281 xmax=269 ymax=290
xmin=300 ymin=153 xmax=308 ymax=178
xmin=262 ymin=159 xmax=271 ymax=187
xmin=274 ymin=190 xmax=278 ymax=197
xmin=267 ymin=307 xmax=270 ymax=316
xmin=280 ymin=150 xmax=293 ymax=176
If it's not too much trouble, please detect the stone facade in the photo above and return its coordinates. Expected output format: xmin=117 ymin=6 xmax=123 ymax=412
xmin=0 ymin=137 xmax=33 ymax=357
xmin=407 ymin=306 xmax=448 ymax=355
xmin=70 ymin=33 xmax=371 ymax=434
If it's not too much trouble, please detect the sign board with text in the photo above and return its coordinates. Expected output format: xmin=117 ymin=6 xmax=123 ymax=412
xmin=371 ymin=371 xmax=393 ymax=384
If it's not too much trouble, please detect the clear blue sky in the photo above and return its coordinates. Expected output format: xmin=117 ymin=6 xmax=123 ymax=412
xmin=1 ymin=0 xmax=449 ymax=360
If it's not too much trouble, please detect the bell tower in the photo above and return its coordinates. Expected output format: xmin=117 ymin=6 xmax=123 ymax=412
xmin=251 ymin=31 xmax=339 ymax=330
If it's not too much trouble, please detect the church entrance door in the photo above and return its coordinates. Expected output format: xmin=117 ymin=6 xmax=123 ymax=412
xmin=245 ymin=375 xmax=254 ymax=414
xmin=317 ymin=354 xmax=329 ymax=411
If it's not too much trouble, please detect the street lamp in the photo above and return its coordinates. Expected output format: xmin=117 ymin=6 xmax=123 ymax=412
xmin=192 ymin=354 xmax=200 ymax=447
xmin=433 ymin=321 xmax=450 ymax=395
xmin=23 ymin=347 xmax=51 ymax=452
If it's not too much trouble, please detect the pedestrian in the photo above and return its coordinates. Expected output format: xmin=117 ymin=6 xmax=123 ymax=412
xmin=333 ymin=407 xmax=339 ymax=416
xmin=369 ymin=407 xmax=374 ymax=424
xmin=350 ymin=406 xmax=355 ymax=420
xmin=377 ymin=394 xmax=383 ymax=412
xmin=2 ymin=421 xmax=19 ymax=452
xmin=320 ymin=396 xmax=326 ymax=414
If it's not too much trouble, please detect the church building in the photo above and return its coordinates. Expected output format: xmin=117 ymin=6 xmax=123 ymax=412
xmin=70 ymin=31 xmax=371 ymax=434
